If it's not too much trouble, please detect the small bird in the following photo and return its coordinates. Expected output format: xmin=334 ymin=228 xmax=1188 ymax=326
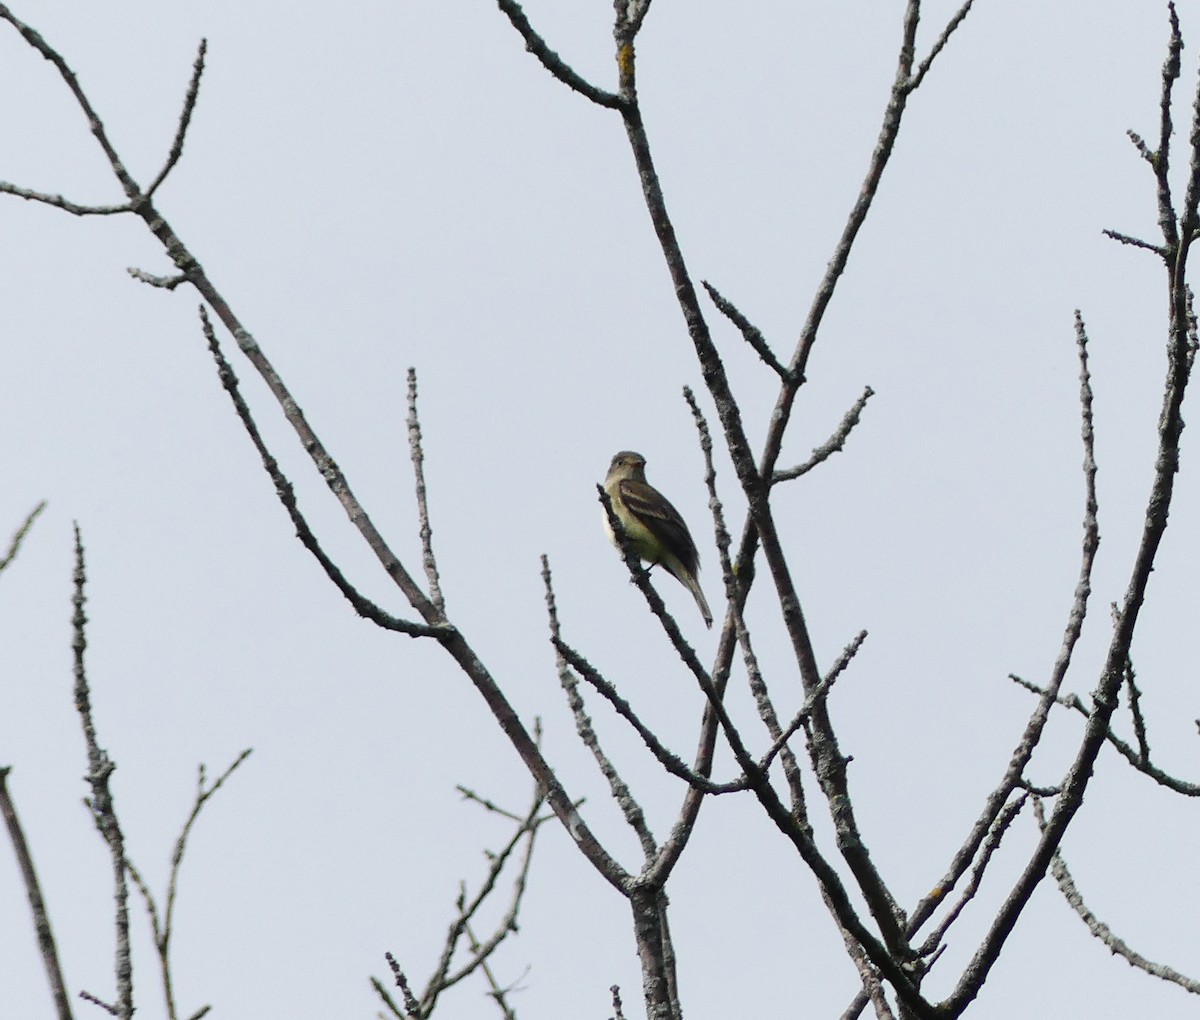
xmin=603 ymin=450 xmax=713 ymax=629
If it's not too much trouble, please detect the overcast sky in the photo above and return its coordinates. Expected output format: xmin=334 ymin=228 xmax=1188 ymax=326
xmin=2 ymin=2 xmax=1198 ymax=1018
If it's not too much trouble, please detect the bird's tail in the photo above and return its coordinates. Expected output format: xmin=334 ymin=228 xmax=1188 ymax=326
xmin=681 ymin=572 xmax=713 ymax=629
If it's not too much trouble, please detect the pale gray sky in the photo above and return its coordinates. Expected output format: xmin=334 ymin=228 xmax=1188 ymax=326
xmin=2 ymin=2 xmax=1198 ymax=1018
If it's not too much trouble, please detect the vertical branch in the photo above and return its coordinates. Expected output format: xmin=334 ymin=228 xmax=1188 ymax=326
xmin=629 ymin=886 xmax=675 ymax=1020
xmin=407 ymin=368 xmax=445 ymax=614
xmin=151 ymin=751 xmax=252 ymax=1020
xmin=72 ymin=525 xmax=134 ymax=1020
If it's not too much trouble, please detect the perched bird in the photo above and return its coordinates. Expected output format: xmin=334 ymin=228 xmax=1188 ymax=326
xmin=603 ymin=450 xmax=713 ymax=629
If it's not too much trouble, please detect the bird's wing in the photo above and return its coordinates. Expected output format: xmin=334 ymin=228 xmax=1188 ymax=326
xmin=618 ymin=478 xmax=700 ymax=574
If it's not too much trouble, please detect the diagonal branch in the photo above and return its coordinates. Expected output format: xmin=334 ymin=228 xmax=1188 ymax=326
xmin=199 ymin=309 xmax=441 ymax=637
xmin=773 ymin=387 xmax=875 ymax=484
xmin=125 ymin=751 xmax=251 ymax=1020
xmin=702 ymin=281 xmax=791 ymax=381
xmin=543 ymin=560 xmax=659 ymax=856
xmin=0 ymin=768 xmax=75 ymax=1020
xmin=1033 ymin=796 xmax=1200 ymax=995
xmin=908 ymin=0 xmax=975 ymax=91
xmin=494 ymin=0 xmax=622 ymax=109
xmin=1010 ymin=675 xmax=1200 ymax=797
xmin=146 ymin=39 xmax=207 ymax=198
xmin=0 ymin=501 xmax=46 ymax=574
xmin=902 ymin=309 xmax=1101 ymax=961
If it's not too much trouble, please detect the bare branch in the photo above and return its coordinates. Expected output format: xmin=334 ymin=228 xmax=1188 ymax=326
xmin=0 ymin=501 xmax=46 ymax=575
xmin=462 ymin=920 xmax=523 ymax=1019
xmin=1102 ymin=227 xmax=1169 ymax=259
xmin=421 ymin=785 xmax=546 ymax=1012
xmin=836 ymin=929 xmax=896 ymax=1020
xmin=1033 ymin=796 xmax=1200 ymax=995
xmin=127 ymin=267 xmax=190 ymax=289
xmin=905 ymin=310 xmax=1102 ymax=957
xmin=124 ymin=751 xmax=253 ymax=1020
xmin=79 ymin=990 xmax=118 ymax=1015
xmin=908 ymin=1 xmax=976 ymax=92
xmin=407 ymin=368 xmax=446 ymax=614
xmin=609 ymin=985 xmax=627 ymax=1020
xmin=1010 ymin=674 xmax=1200 ymax=797
xmin=621 ymin=0 xmax=654 ymax=40
xmin=382 ymin=954 xmax=421 ymax=1019
xmin=0 ymin=182 xmax=131 ymax=215
xmin=1178 ymin=7 xmax=1200 ymax=234
xmin=456 ymin=785 xmax=526 ymax=824
xmin=0 ymin=6 xmax=144 ymax=202
xmin=773 ymin=387 xmax=875 ymax=484
xmin=198 ymin=309 xmax=443 ymax=638
xmin=681 ymin=388 xmax=813 ymax=823
xmin=552 ymin=632 xmax=742 ymax=798
xmin=0 ymin=768 xmax=75 ymax=1020
xmin=146 ymin=39 xmax=207 ymax=198
xmin=702 ymin=281 xmax=791 ymax=381
xmin=543 ymin=559 xmax=658 ymax=855
xmin=71 ymin=527 xmax=133 ymax=1020
xmin=940 ymin=125 xmax=1198 ymax=1009
xmin=1125 ymin=658 xmax=1151 ymax=764
xmin=761 ymin=630 xmax=867 ymax=774
xmin=493 ymin=0 xmax=622 ymax=109
xmin=916 ymin=794 xmax=1028 ymax=959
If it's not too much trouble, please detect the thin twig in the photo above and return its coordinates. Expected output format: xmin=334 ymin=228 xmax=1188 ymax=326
xmin=383 ymin=954 xmax=421 ymax=1018
xmin=908 ymin=1 xmax=975 ymax=91
xmin=423 ymin=800 xmax=544 ymax=1010
xmin=493 ymin=0 xmax=622 ymax=109
xmin=407 ymin=368 xmax=445 ymax=613
xmin=773 ymin=387 xmax=875 ymax=484
xmin=916 ymin=794 xmax=1028 ymax=959
xmin=0 ymin=181 xmax=131 ymax=216
xmin=462 ymin=920 xmax=523 ymax=1019
xmin=1102 ymin=227 xmax=1169 ymax=259
xmin=903 ymin=309 xmax=1102 ymax=951
xmin=0 ymin=501 xmax=46 ymax=574
xmin=553 ymin=632 xmax=742 ymax=797
xmin=702 ymin=281 xmax=790 ymax=381
xmin=126 ymin=751 xmax=252 ymax=1020
xmin=1125 ymin=659 xmax=1150 ymax=764
xmin=609 ymin=985 xmax=627 ymax=1020
xmin=456 ymin=785 xmax=525 ymax=823
xmin=199 ymin=309 xmax=442 ymax=638
xmin=1153 ymin=5 xmax=1183 ymax=252
xmin=760 ymin=630 xmax=867 ymax=773
xmin=127 ymin=267 xmax=190 ymax=289
xmin=1010 ymin=675 xmax=1200 ymax=796
xmin=1032 ymin=796 xmax=1200 ymax=995
xmin=145 ymin=39 xmax=207 ymax=198
xmin=543 ymin=558 xmax=660 ymax=855
xmin=0 ymin=7 xmax=143 ymax=201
